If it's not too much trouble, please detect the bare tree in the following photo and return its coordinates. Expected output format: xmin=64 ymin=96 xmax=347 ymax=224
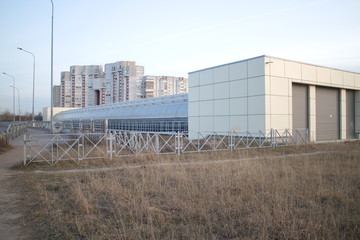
xmin=0 ymin=111 xmax=14 ymax=122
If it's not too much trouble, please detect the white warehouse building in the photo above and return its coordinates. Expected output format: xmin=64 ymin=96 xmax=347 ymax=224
xmin=188 ymin=55 xmax=360 ymax=141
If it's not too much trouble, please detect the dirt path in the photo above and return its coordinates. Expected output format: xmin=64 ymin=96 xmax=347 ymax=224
xmin=0 ymin=149 xmax=26 ymax=240
xmin=0 ymin=169 xmax=26 ymax=240
xmin=0 ymin=129 xmax=46 ymax=240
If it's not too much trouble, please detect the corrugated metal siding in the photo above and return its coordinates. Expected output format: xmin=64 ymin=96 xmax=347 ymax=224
xmin=316 ymin=87 xmax=339 ymax=141
xmin=346 ymin=90 xmax=355 ymax=139
xmin=292 ymin=84 xmax=308 ymax=129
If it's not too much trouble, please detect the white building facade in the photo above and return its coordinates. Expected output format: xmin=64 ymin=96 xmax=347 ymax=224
xmin=188 ymin=55 xmax=360 ymax=141
xmin=141 ymin=75 xmax=188 ymax=98
xmin=104 ymin=61 xmax=144 ymax=103
xmin=60 ymin=65 xmax=105 ymax=108
xmin=43 ymin=107 xmax=78 ymax=121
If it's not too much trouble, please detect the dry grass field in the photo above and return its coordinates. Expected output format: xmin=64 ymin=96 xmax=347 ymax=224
xmin=16 ymin=141 xmax=360 ymax=239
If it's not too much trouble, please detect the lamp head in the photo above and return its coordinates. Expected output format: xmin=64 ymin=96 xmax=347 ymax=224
xmin=17 ymin=47 xmax=23 ymax=50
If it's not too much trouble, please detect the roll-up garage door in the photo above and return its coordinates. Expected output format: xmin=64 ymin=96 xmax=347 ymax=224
xmin=316 ymin=87 xmax=339 ymax=141
xmin=292 ymin=84 xmax=308 ymax=130
xmin=346 ymin=90 xmax=355 ymax=139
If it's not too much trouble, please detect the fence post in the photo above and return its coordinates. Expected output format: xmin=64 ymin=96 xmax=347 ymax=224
xmin=230 ymin=131 xmax=234 ymax=151
xmin=246 ymin=131 xmax=249 ymax=148
xmin=105 ymin=119 xmax=108 ymax=133
xmin=271 ymin=128 xmax=276 ymax=148
xmin=80 ymin=134 xmax=84 ymax=161
xmin=177 ymin=131 xmax=181 ymax=156
xmin=305 ymin=128 xmax=309 ymax=143
xmin=51 ymin=134 xmax=54 ymax=165
xmin=108 ymin=131 xmax=113 ymax=160
xmin=23 ymin=134 xmax=27 ymax=165
xmin=155 ymin=133 xmax=159 ymax=153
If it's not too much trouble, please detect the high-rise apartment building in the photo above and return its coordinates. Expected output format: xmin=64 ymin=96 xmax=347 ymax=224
xmin=141 ymin=76 xmax=188 ymax=98
xmin=60 ymin=65 xmax=105 ymax=108
xmin=60 ymin=71 xmax=71 ymax=107
xmin=104 ymin=61 xmax=144 ymax=103
xmin=87 ymin=76 xmax=106 ymax=106
xmin=52 ymin=85 xmax=61 ymax=107
xmin=59 ymin=61 xmax=188 ymax=108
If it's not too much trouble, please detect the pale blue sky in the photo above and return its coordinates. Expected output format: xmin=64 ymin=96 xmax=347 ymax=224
xmin=0 ymin=0 xmax=359 ymax=114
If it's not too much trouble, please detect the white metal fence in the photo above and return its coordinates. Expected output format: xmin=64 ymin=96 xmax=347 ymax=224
xmin=0 ymin=132 xmax=7 ymax=143
xmin=23 ymin=129 xmax=308 ymax=165
xmin=24 ymin=133 xmax=108 ymax=165
xmin=0 ymin=122 xmax=29 ymax=142
xmin=31 ymin=121 xmax=51 ymax=130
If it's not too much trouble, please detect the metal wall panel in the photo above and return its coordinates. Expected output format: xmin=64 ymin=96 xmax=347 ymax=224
xmin=346 ymin=90 xmax=355 ymax=139
xmin=292 ymin=84 xmax=308 ymax=129
xmin=316 ymin=87 xmax=339 ymax=140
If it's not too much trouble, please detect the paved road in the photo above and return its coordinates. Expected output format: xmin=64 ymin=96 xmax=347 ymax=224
xmin=9 ymin=128 xmax=49 ymax=147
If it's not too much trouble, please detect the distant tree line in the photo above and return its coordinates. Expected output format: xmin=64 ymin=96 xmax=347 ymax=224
xmin=0 ymin=110 xmax=43 ymax=122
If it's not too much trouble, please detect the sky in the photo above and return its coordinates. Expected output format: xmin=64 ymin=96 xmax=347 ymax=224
xmin=0 ymin=0 xmax=359 ymax=115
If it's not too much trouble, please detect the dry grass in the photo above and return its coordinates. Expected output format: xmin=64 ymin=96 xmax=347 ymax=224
xmin=0 ymin=137 xmax=12 ymax=154
xmin=19 ymin=141 xmax=360 ymax=239
xmin=15 ymin=141 xmax=359 ymax=171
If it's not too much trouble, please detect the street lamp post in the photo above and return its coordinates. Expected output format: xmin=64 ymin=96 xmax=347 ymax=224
xmin=2 ymin=72 xmax=16 ymax=122
xmin=50 ymin=0 xmax=54 ymax=133
xmin=17 ymin=47 xmax=35 ymax=122
xmin=10 ymin=85 xmax=21 ymax=121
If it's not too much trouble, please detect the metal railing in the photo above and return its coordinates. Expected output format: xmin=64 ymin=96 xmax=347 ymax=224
xmin=0 ymin=122 xmax=29 ymax=140
xmin=0 ymin=121 xmax=52 ymax=144
xmin=0 ymin=132 xmax=8 ymax=144
xmin=24 ymin=133 xmax=108 ymax=165
xmin=60 ymin=120 xmax=106 ymax=133
xmin=31 ymin=121 xmax=51 ymax=130
xmin=23 ymin=129 xmax=309 ymax=165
